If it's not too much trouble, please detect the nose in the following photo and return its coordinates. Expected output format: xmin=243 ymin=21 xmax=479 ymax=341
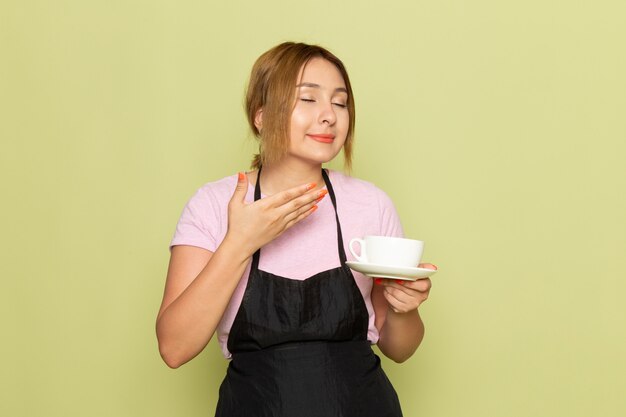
xmin=318 ymin=101 xmax=337 ymax=125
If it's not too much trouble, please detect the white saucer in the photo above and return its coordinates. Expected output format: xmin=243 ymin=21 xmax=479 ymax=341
xmin=346 ymin=261 xmax=437 ymax=281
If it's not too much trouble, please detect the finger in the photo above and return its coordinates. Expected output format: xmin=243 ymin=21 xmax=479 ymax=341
xmin=230 ymin=172 xmax=249 ymax=204
xmin=383 ymin=279 xmax=430 ymax=299
xmin=383 ymin=289 xmax=416 ymax=313
xmin=265 ymin=182 xmax=317 ymax=208
xmin=418 ymin=263 xmax=437 ymax=270
xmin=382 ymin=281 xmax=418 ymax=299
xmin=283 ymin=196 xmax=320 ymax=224
xmin=275 ymin=189 xmax=327 ymax=218
xmin=402 ymin=278 xmax=432 ymax=293
xmin=284 ymin=204 xmax=318 ymax=230
xmin=384 ymin=285 xmax=427 ymax=310
xmin=280 ymin=189 xmax=327 ymax=219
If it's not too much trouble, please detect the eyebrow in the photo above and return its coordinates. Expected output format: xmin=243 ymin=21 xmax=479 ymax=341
xmin=296 ymin=82 xmax=348 ymax=94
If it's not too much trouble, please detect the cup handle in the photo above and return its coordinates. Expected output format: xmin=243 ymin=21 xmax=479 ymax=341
xmin=349 ymin=238 xmax=367 ymax=263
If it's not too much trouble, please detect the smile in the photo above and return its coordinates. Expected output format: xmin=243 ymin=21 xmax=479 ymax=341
xmin=306 ymin=134 xmax=335 ymax=143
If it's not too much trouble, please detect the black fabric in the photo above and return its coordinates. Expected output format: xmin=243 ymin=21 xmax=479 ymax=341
xmin=216 ymin=341 xmax=402 ymax=417
xmin=216 ymin=168 xmax=403 ymax=417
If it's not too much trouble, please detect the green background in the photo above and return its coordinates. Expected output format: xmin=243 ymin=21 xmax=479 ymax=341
xmin=2 ymin=1 xmax=625 ymax=416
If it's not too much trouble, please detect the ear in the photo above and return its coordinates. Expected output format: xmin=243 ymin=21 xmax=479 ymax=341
xmin=254 ymin=109 xmax=263 ymax=132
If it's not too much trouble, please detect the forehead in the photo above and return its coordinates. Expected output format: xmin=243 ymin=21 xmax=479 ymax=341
xmin=297 ymin=57 xmax=347 ymax=90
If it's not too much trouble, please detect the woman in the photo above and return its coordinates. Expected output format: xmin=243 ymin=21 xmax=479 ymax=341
xmin=156 ymin=42 xmax=435 ymax=417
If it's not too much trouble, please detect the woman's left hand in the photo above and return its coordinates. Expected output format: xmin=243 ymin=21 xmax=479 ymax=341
xmin=379 ymin=263 xmax=436 ymax=313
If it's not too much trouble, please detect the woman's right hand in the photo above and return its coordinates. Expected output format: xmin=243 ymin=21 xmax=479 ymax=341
xmin=225 ymin=172 xmax=326 ymax=256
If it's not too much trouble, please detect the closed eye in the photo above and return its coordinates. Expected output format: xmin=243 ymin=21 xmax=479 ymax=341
xmin=300 ymin=98 xmax=346 ymax=108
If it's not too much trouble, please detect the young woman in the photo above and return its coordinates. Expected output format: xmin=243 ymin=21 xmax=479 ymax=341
xmin=156 ymin=42 xmax=435 ymax=417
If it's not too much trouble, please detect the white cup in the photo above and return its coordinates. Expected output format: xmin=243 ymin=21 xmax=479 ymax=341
xmin=349 ymin=236 xmax=424 ymax=267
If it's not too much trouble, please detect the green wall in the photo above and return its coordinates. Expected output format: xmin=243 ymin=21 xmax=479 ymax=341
xmin=2 ymin=1 xmax=625 ymax=416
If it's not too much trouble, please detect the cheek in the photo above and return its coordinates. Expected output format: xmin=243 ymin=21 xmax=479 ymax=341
xmin=336 ymin=113 xmax=350 ymax=141
xmin=289 ymin=110 xmax=309 ymax=134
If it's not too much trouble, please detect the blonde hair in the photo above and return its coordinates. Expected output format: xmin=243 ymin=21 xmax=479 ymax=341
xmin=245 ymin=42 xmax=356 ymax=170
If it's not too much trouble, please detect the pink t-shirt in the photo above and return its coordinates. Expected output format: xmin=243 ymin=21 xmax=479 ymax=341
xmin=170 ymin=170 xmax=404 ymax=358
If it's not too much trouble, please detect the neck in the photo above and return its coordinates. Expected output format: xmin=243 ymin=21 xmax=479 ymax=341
xmin=259 ymin=160 xmax=325 ymax=196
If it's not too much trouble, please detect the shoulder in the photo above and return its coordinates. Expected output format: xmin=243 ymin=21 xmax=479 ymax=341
xmin=179 ymin=174 xmax=238 ymax=221
xmin=170 ymin=174 xmax=238 ymax=251
xmin=189 ymin=174 xmax=238 ymax=206
xmin=327 ymin=169 xmax=384 ymax=193
xmin=327 ymin=169 xmax=403 ymax=236
xmin=197 ymin=174 xmax=238 ymax=198
xmin=327 ymin=169 xmax=395 ymax=206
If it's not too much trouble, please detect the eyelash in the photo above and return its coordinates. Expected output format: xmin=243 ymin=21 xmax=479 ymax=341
xmin=300 ymin=98 xmax=347 ymax=108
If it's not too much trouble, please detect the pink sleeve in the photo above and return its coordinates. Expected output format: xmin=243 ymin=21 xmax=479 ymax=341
xmin=169 ymin=187 xmax=221 ymax=252
xmin=377 ymin=190 xmax=404 ymax=238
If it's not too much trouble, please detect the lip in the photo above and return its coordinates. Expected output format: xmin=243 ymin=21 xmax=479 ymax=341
xmin=307 ymin=133 xmax=335 ymax=143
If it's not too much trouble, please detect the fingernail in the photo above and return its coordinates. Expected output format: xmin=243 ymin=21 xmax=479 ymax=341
xmin=306 ymin=183 xmax=317 ymax=191
xmin=311 ymin=205 xmax=318 ymax=212
xmin=396 ymin=280 xmax=404 ymax=285
xmin=374 ymin=278 xmax=382 ymax=285
xmin=238 ymin=172 xmax=245 ymax=181
xmin=318 ymin=190 xmax=328 ymax=198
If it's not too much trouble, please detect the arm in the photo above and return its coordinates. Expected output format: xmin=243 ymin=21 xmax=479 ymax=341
xmin=156 ymin=241 xmax=251 ymax=369
xmin=373 ymin=264 xmax=435 ymax=363
xmin=156 ymin=173 xmax=325 ymax=368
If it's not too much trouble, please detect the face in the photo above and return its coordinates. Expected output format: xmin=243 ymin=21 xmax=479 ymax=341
xmin=287 ymin=57 xmax=350 ymax=166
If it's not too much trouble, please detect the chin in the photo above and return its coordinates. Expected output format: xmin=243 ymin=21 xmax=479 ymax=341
xmin=310 ymin=152 xmax=342 ymax=165
xmin=289 ymin=149 xmax=342 ymax=166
